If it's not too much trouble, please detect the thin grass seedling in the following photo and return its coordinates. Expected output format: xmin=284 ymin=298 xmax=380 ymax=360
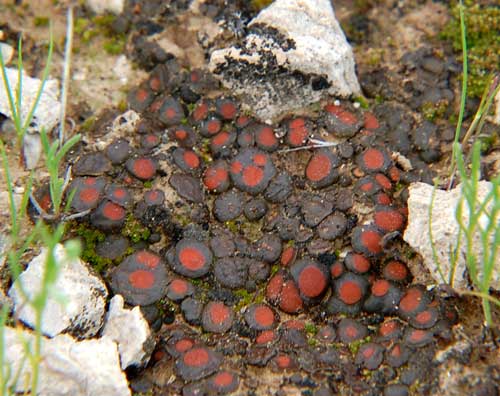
xmin=0 ymin=13 xmax=81 ymax=396
xmin=454 ymin=142 xmax=500 ymax=327
xmin=0 ymin=30 xmax=54 ymax=151
xmin=448 ymin=0 xmax=468 ymax=189
xmin=40 ymin=130 xmax=80 ymax=217
xmin=429 ymin=0 xmax=500 ymax=328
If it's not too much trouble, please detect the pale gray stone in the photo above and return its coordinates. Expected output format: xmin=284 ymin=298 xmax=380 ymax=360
xmin=4 ymin=327 xmax=130 ymax=396
xmin=403 ymin=181 xmax=500 ymax=291
xmin=86 ymin=0 xmax=124 ymax=15
xmin=8 ymin=244 xmax=108 ymax=338
xmin=94 ymin=109 xmax=141 ymax=151
xmin=209 ymin=0 xmax=360 ymax=121
xmin=0 ymin=67 xmax=61 ymax=136
xmin=0 ymin=42 xmax=14 ymax=64
xmin=102 ymin=295 xmax=155 ymax=369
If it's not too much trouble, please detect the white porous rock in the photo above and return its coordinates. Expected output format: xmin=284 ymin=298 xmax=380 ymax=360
xmin=86 ymin=0 xmax=124 ymax=15
xmin=94 ymin=109 xmax=141 ymax=151
xmin=102 ymin=295 xmax=154 ymax=369
xmin=209 ymin=0 xmax=360 ymax=121
xmin=8 ymin=244 xmax=108 ymax=338
xmin=0 ymin=42 xmax=14 ymax=64
xmin=404 ymin=181 xmax=500 ymax=291
xmin=0 ymin=67 xmax=61 ymax=136
xmin=4 ymin=327 xmax=130 ymax=396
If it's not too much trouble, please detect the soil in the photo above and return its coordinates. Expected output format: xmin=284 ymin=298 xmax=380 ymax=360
xmin=0 ymin=1 xmax=499 ymax=396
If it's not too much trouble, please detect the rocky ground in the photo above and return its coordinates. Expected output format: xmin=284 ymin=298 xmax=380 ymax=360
xmin=0 ymin=1 xmax=499 ymax=396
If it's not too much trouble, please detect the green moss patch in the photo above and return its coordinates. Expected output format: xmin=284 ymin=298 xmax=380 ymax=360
xmin=441 ymin=1 xmax=500 ymax=98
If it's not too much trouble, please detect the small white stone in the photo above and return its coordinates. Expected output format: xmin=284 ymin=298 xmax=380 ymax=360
xmin=403 ymin=181 xmax=500 ymax=291
xmin=94 ymin=110 xmax=141 ymax=150
xmin=102 ymin=295 xmax=155 ymax=369
xmin=8 ymin=244 xmax=108 ymax=338
xmin=0 ymin=67 xmax=61 ymax=141
xmin=4 ymin=327 xmax=131 ymax=396
xmin=0 ymin=42 xmax=14 ymax=64
xmin=86 ymin=0 xmax=124 ymax=15
xmin=209 ymin=0 xmax=360 ymax=121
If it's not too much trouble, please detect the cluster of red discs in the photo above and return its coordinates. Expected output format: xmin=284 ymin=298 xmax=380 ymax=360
xmin=51 ymin=59 xmax=459 ymax=395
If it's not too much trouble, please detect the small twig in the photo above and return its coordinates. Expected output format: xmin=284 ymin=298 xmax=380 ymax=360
xmin=278 ymin=139 xmax=339 ymax=153
xmin=62 ymin=209 xmax=91 ymax=221
xmin=61 ymin=165 xmax=72 ymax=195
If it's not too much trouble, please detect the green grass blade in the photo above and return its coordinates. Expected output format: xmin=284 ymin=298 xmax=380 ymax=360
xmin=21 ymin=26 xmax=54 ymax=138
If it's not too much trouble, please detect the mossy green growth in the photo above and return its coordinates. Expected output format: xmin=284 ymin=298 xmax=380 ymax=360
xmin=73 ymin=222 xmax=112 ymax=273
xmin=122 ymin=214 xmax=151 ymax=243
xmin=156 ymin=297 xmax=176 ymax=318
xmin=34 ymin=16 xmax=50 ymax=27
xmin=103 ymin=36 xmax=126 ymax=55
xmin=440 ymin=2 xmax=500 ymax=98
xmin=251 ymin=0 xmax=273 ymax=11
xmin=304 ymin=322 xmax=318 ymax=335
xmin=354 ymin=96 xmax=370 ymax=110
xmin=74 ymin=13 xmax=126 ymax=55
xmin=80 ymin=116 xmax=96 ymax=133
xmin=270 ymin=264 xmax=280 ymax=276
xmin=234 ymin=288 xmax=264 ymax=312
xmin=421 ymin=99 xmax=449 ymax=121
xmin=347 ymin=335 xmax=371 ymax=355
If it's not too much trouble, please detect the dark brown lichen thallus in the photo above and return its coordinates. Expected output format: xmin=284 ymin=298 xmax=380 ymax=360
xmin=244 ymin=303 xmax=278 ymax=331
xmin=175 ymin=345 xmax=222 ymax=382
xmin=127 ymin=83 xmax=155 ymax=112
xmin=125 ymin=156 xmax=157 ymax=181
xmin=252 ymin=123 xmax=279 ymax=152
xmin=229 ymin=148 xmax=276 ymax=195
xmin=144 ymin=189 xmax=165 ymax=206
xmin=140 ymin=133 xmax=160 ymax=150
xmin=363 ymin=278 xmax=402 ymax=314
xmin=155 ymin=95 xmax=185 ymax=126
xmin=356 ymin=147 xmax=392 ymax=174
xmin=105 ymin=138 xmax=133 ymax=165
xmin=215 ymin=97 xmax=238 ymax=120
xmin=284 ymin=117 xmax=312 ymax=147
xmin=167 ymin=125 xmax=197 ymax=148
xmin=355 ymin=342 xmax=385 ymax=370
xmin=199 ymin=114 xmax=223 ymax=137
xmin=110 ymin=250 xmax=168 ymax=306
xmin=203 ymin=160 xmax=231 ymax=193
xmin=166 ymin=278 xmax=194 ymax=302
xmin=68 ymin=176 xmax=106 ymax=212
xmin=323 ymin=102 xmax=363 ymax=138
xmin=209 ymin=130 xmax=236 ymax=157
xmin=105 ymin=184 xmax=132 ymax=208
xmin=305 ymin=148 xmax=340 ymax=189
xmin=168 ymin=238 xmax=213 ymax=278
xmin=189 ymin=98 xmax=211 ymax=124
xmin=351 ymin=224 xmax=384 ymax=257
xmin=266 ymin=270 xmax=303 ymax=314
xmin=213 ymin=190 xmax=244 ymax=222
xmin=172 ymin=147 xmax=202 ymax=174
xmin=289 ymin=258 xmax=330 ymax=303
xmin=201 ymin=301 xmax=234 ymax=333
xmin=374 ymin=205 xmax=406 ymax=233
xmin=327 ymin=272 xmax=369 ymax=315
xmin=90 ymin=200 xmax=127 ymax=230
